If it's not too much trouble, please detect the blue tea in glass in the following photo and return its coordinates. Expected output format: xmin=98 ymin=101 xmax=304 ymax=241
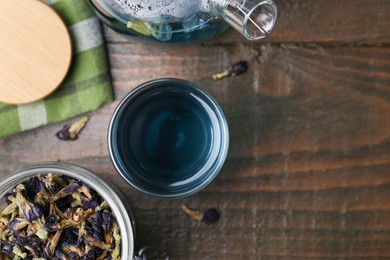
xmin=108 ymin=78 xmax=229 ymax=198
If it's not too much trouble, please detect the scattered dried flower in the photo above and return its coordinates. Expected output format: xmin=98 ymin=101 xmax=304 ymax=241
xmin=181 ymin=205 xmax=220 ymax=225
xmin=0 ymin=174 xmax=121 ymax=259
xmin=55 ymin=115 xmax=90 ymax=141
xmin=212 ymin=60 xmax=249 ymax=80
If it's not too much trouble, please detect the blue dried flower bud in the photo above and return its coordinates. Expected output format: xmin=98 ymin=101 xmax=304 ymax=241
xmin=56 ymin=196 xmax=74 ymax=213
xmin=84 ymin=247 xmax=103 ymax=258
xmin=201 ymin=208 xmax=220 ymax=225
xmin=55 ymin=116 xmax=89 ymax=141
xmin=60 ymin=228 xmax=79 ymax=246
xmin=44 ymin=213 xmax=61 ymax=232
xmin=15 ymin=186 xmax=43 ymax=222
xmin=14 ymin=235 xmax=29 ymax=247
xmin=25 ymin=243 xmax=41 ymax=258
xmin=85 ymin=226 xmax=103 ymax=242
xmin=228 ymin=60 xmax=249 ymax=76
xmin=41 ymin=174 xmax=61 ymax=194
xmin=25 ymin=176 xmax=43 ymax=194
xmin=102 ymin=211 xmax=111 ymax=232
xmin=52 ymin=182 xmax=80 ymax=202
xmin=55 ymin=250 xmax=68 ymax=260
xmin=1 ymin=242 xmax=12 ymax=255
xmin=23 ymin=203 xmax=42 ymax=222
xmin=8 ymin=217 xmax=29 ymax=231
xmin=212 ymin=60 xmax=249 ymax=80
xmin=68 ymin=251 xmax=79 ymax=260
xmin=182 ymin=205 xmax=220 ymax=225
xmin=55 ymin=125 xmax=72 ymax=140
xmin=81 ymin=198 xmax=99 ymax=209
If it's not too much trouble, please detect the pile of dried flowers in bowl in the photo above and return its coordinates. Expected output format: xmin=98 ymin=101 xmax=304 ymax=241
xmin=0 ymin=163 xmax=134 ymax=260
xmin=0 ymin=174 xmax=120 ymax=259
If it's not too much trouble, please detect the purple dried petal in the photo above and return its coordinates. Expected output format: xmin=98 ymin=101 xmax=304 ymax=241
xmin=69 ymin=251 xmax=79 ymax=260
xmin=24 ymin=238 xmax=42 ymax=256
xmin=79 ymin=182 xmax=101 ymax=204
xmin=14 ymin=235 xmax=29 ymax=247
xmin=25 ymin=245 xmax=40 ymax=258
xmin=1 ymin=242 xmax=12 ymax=255
xmin=55 ymin=125 xmax=72 ymax=141
xmin=52 ymin=182 xmax=80 ymax=201
xmin=228 ymin=60 xmax=249 ymax=76
xmin=56 ymin=116 xmax=89 ymax=141
xmin=8 ymin=217 xmax=29 ymax=231
xmin=102 ymin=211 xmax=111 ymax=232
xmin=23 ymin=176 xmax=44 ymax=201
xmin=15 ymin=185 xmax=42 ymax=221
xmin=63 ymin=182 xmax=80 ymax=194
xmin=41 ymin=175 xmax=61 ymax=194
xmin=56 ymin=196 xmax=74 ymax=212
xmin=81 ymin=198 xmax=99 ymax=209
xmin=91 ymin=209 xmax=103 ymax=227
xmin=85 ymin=226 xmax=103 ymax=242
xmin=55 ymin=249 xmax=68 ymax=259
xmin=23 ymin=203 xmax=43 ymax=222
xmin=201 ymin=208 xmax=220 ymax=225
xmin=44 ymin=214 xmax=61 ymax=232
xmin=79 ymin=247 xmax=103 ymax=260
xmin=60 ymin=228 xmax=79 ymax=246
xmin=24 ymin=176 xmax=43 ymax=194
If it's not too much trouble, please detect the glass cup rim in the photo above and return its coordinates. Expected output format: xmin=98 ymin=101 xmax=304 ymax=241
xmin=108 ymin=78 xmax=229 ymax=199
xmin=0 ymin=161 xmax=135 ymax=259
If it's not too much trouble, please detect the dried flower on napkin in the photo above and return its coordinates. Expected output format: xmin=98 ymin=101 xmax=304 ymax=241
xmin=181 ymin=205 xmax=220 ymax=225
xmin=55 ymin=116 xmax=89 ymax=141
xmin=212 ymin=60 xmax=249 ymax=80
xmin=0 ymin=174 xmax=121 ymax=259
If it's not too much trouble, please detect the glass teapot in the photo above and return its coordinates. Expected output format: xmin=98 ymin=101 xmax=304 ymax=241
xmin=89 ymin=0 xmax=277 ymax=43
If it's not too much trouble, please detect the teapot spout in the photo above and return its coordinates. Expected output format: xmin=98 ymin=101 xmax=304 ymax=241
xmin=209 ymin=0 xmax=277 ymax=40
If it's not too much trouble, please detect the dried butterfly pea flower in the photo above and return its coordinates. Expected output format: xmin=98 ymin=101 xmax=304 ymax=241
xmin=44 ymin=213 xmax=61 ymax=232
xmin=24 ymin=244 xmax=40 ymax=258
xmin=81 ymin=197 xmax=100 ymax=209
xmin=55 ymin=116 xmax=90 ymax=141
xmin=212 ymin=60 xmax=249 ymax=80
xmin=51 ymin=182 xmax=80 ymax=202
xmin=44 ymin=229 xmax=63 ymax=257
xmin=1 ymin=242 xmax=12 ymax=255
xmin=0 ymin=174 xmax=121 ymax=259
xmin=55 ymin=249 xmax=68 ymax=260
xmin=7 ymin=217 xmax=29 ymax=231
xmin=181 ymin=205 xmax=220 ymax=225
xmin=41 ymin=173 xmax=61 ymax=194
xmin=15 ymin=184 xmax=42 ymax=221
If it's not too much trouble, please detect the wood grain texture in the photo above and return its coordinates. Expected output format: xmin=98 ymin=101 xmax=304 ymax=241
xmin=1 ymin=0 xmax=390 ymax=259
xmin=104 ymin=0 xmax=390 ymax=45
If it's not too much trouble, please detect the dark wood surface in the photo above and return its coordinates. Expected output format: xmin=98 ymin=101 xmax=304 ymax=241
xmin=1 ymin=0 xmax=390 ymax=258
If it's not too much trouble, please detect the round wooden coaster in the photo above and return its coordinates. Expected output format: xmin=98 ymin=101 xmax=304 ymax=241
xmin=0 ymin=0 xmax=72 ymax=104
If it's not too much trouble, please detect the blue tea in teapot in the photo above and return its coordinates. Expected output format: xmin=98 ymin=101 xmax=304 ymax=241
xmin=89 ymin=0 xmax=277 ymax=43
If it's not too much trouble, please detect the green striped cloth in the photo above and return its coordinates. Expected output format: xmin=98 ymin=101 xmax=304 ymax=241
xmin=0 ymin=0 xmax=113 ymax=138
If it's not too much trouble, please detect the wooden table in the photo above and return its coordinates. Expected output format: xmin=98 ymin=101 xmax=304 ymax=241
xmin=1 ymin=0 xmax=390 ymax=258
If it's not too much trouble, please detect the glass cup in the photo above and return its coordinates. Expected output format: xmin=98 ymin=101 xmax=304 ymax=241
xmin=108 ymin=78 xmax=229 ymax=198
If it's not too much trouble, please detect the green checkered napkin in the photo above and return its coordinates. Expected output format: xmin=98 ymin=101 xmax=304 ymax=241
xmin=0 ymin=0 xmax=113 ymax=138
